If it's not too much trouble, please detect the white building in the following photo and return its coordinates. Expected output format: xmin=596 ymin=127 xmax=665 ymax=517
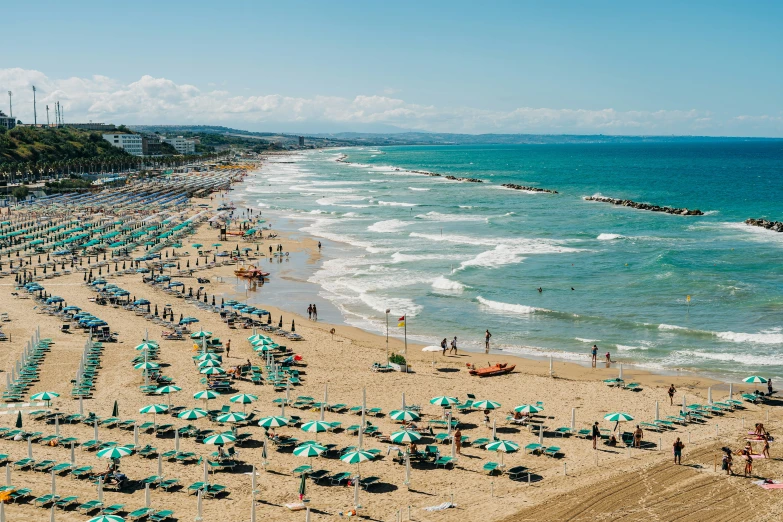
xmin=163 ymin=136 xmax=196 ymax=155
xmin=102 ymin=133 xmax=144 ymax=156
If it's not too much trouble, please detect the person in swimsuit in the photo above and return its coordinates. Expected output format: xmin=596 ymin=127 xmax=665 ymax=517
xmin=744 ymin=451 xmax=753 ymax=477
xmin=441 ymin=338 xmax=447 ymax=356
xmin=673 ymin=437 xmax=684 ymax=464
xmin=763 ymin=435 xmax=771 ymax=459
xmin=484 ymin=330 xmax=492 ymax=353
xmin=592 ymin=422 xmax=600 ymax=450
xmin=668 ymin=384 xmax=677 ymax=406
xmin=591 ymin=345 xmax=598 ymax=366
xmin=633 ymin=425 xmax=644 ymax=448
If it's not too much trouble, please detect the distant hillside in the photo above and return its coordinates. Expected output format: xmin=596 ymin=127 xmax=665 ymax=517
xmin=0 ymin=126 xmax=133 ymax=165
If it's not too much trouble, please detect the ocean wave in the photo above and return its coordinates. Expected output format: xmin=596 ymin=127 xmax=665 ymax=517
xmin=431 ymin=276 xmax=466 ymax=293
xmin=378 ymin=200 xmax=418 ymax=207
xmin=616 ymin=344 xmax=648 ymax=351
xmin=658 ymin=324 xmax=688 ymax=331
xmin=414 ymin=211 xmax=487 ymax=222
xmin=367 ymin=219 xmax=410 ymax=233
xmin=597 ymin=233 xmax=625 ymax=241
xmin=458 ymin=245 xmax=527 ymax=270
xmin=409 ymin=232 xmax=582 ymax=253
xmin=678 ymin=350 xmax=777 ymax=366
xmin=575 ymin=338 xmax=600 ymax=343
xmin=476 ymin=296 xmax=549 ymax=315
xmin=716 ymin=329 xmax=783 ymax=345
xmin=409 ymin=187 xmax=430 ymax=191
xmin=390 ymin=252 xmax=467 ymax=263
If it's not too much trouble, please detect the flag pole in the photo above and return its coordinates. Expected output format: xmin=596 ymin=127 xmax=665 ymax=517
xmin=404 ymin=315 xmax=407 ymax=355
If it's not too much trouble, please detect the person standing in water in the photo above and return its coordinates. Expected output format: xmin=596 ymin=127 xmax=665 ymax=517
xmin=591 ymin=345 xmax=598 ymax=366
xmin=307 ymin=304 xmax=312 ymax=320
xmin=312 ymin=304 xmax=318 ymax=321
xmin=484 ymin=329 xmax=492 ymax=353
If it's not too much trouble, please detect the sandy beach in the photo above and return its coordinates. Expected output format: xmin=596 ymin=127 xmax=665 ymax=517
xmin=0 ymin=166 xmax=782 ymax=522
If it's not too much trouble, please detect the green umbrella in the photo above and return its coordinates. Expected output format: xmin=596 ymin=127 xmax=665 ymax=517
xmin=178 ymin=408 xmax=208 ymax=420
xmin=514 ymin=404 xmax=543 ymax=414
xmin=429 ymin=396 xmax=459 ymax=407
xmin=743 ymin=376 xmax=768 ymax=384
xmin=192 ymin=243 xmax=203 ymax=248
xmin=193 ymin=390 xmax=220 ymax=400
xmin=135 ymin=342 xmax=158 ymax=351
xmin=230 ymin=394 xmax=258 ymax=404
xmin=112 ymin=400 xmax=119 ymax=418
xmin=15 ymin=410 xmax=22 ymax=429
xmin=198 ymin=359 xmax=221 ymax=368
xmin=390 ymin=430 xmax=422 ymax=444
xmin=203 ymin=433 xmax=236 ymax=445
xmin=156 ymin=385 xmax=182 ymax=395
xmin=88 ymin=516 xmax=125 ymax=522
xmin=300 ymin=420 xmax=331 ymax=434
xmin=473 ymin=400 xmax=501 ymax=410
xmin=140 ymin=404 xmax=168 ymax=414
xmin=200 ymin=366 xmax=226 ymax=375
xmin=258 ymin=416 xmax=288 ymax=428
xmin=298 ymin=473 xmax=307 ymax=499
xmin=604 ymin=412 xmax=634 ymax=422
xmin=389 ymin=410 xmax=420 ymax=422
xmin=134 ymin=361 xmax=159 ymax=370
xmin=486 ymin=440 xmax=519 ymax=452
xmin=247 ymin=334 xmax=268 ymax=343
xmin=196 ymin=353 xmax=221 ymax=361
xmin=340 ymin=449 xmax=374 ymax=465
xmin=31 ymin=391 xmax=60 ymax=402
xmin=97 ymin=446 xmax=133 ymax=459
xmin=217 ymin=412 xmax=247 ymax=423
xmin=191 ymin=330 xmax=213 ymax=339
xmin=293 ymin=443 xmax=326 ymax=457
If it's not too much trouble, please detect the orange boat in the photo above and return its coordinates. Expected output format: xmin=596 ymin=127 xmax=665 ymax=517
xmin=469 ymin=363 xmax=515 ymax=377
xmin=234 ymin=266 xmax=270 ymax=279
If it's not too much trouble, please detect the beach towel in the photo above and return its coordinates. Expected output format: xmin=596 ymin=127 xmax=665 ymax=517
xmin=761 ymin=484 xmax=783 ymax=489
xmin=423 ymin=502 xmax=457 ymax=512
xmin=751 ymin=454 xmax=768 ymax=459
xmin=285 ymin=503 xmax=306 ymax=511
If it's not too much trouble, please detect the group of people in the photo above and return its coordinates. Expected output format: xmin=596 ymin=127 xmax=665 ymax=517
xmin=440 ymin=336 xmax=458 ymax=355
xmin=590 ymin=344 xmax=614 ymax=366
xmin=306 ymin=304 xmax=318 ymax=321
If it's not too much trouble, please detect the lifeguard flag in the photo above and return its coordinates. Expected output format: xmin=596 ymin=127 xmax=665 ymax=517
xmin=398 ymin=315 xmax=406 ymax=327
xmin=686 ymin=295 xmax=691 ymax=302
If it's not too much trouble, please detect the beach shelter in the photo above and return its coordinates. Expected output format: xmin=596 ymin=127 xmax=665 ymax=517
xmin=97 ymin=446 xmax=133 ymax=460
xmin=258 ymin=416 xmax=288 ymax=429
xmin=514 ymin=404 xmax=543 ymax=414
xmin=300 ymin=420 xmax=331 ymax=439
xmin=87 ymin=516 xmax=124 ymax=522
xmin=230 ymin=393 xmax=258 ymax=413
xmin=473 ymin=400 xmax=501 ymax=411
xmin=293 ymin=442 xmax=326 ymax=471
xmin=430 ymin=396 xmax=459 ymax=407
xmin=486 ymin=440 xmax=519 ymax=466
xmin=389 ymin=410 xmax=420 ymax=422
xmin=217 ymin=412 xmax=247 ymax=424
xmin=194 ymin=389 xmax=220 ymax=406
xmin=178 ymin=408 xmax=208 ymax=420
xmin=191 ymin=330 xmax=212 ymax=339
xmin=200 ymin=366 xmax=226 ymax=375
xmin=139 ymin=404 xmax=168 ymax=429
xmin=604 ymin=412 xmax=634 ymax=432
xmin=203 ymin=433 xmax=236 ymax=445
xmin=390 ymin=430 xmax=421 ymax=444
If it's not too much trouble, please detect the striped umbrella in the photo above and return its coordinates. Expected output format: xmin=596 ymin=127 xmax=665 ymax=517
xmin=293 ymin=443 xmax=326 ymax=457
xmin=31 ymin=391 xmax=59 ymax=403
xmin=486 ymin=439 xmax=519 ymax=466
xmin=743 ymin=376 xmax=768 ymax=384
xmin=514 ymin=404 xmax=543 ymax=414
xmin=97 ymin=446 xmax=133 ymax=460
xmin=340 ymin=449 xmax=374 ymax=465
xmin=300 ymin=421 xmax=331 ymax=439
xmin=135 ymin=342 xmax=158 ymax=351
xmin=191 ymin=330 xmax=213 ymax=339
xmin=200 ymin=366 xmax=226 ymax=375
xmin=473 ymin=400 xmax=501 ymax=410
xmin=389 ymin=410 xmax=420 ymax=422
xmin=217 ymin=412 xmax=247 ymax=424
xmin=390 ymin=430 xmax=422 ymax=444
xmin=139 ymin=403 xmax=168 ymax=428
xmin=193 ymin=390 xmax=220 ymax=401
xmin=604 ymin=412 xmax=634 ymax=423
xmin=230 ymin=394 xmax=258 ymax=404
xmin=134 ymin=362 xmax=159 ymax=370
xmin=88 ymin=516 xmax=125 ymax=522
xmin=203 ymin=433 xmax=236 ymax=445
xmin=247 ymin=334 xmax=268 ymax=343
xmin=196 ymin=353 xmax=221 ymax=361
xmin=429 ymin=396 xmax=459 ymax=407
xmin=156 ymin=385 xmax=181 ymax=394
xmin=197 ymin=359 xmax=221 ymax=368
xmin=258 ymin=416 xmax=288 ymax=428
xmin=178 ymin=408 xmax=208 ymax=420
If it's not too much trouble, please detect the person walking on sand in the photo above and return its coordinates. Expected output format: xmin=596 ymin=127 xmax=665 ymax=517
xmin=673 ymin=437 xmax=684 ymax=465
xmin=633 ymin=425 xmax=643 ymax=448
xmin=668 ymin=384 xmax=677 ymax=406
xmin=484 ymin=329 xmax=492 ymax=353
xmin=307 ymin=304 xmax=312 ymax=320
xmin=768 ymin=378 xmax=773 ymax=396
xmin=591 ymin=345 xmax=598 ymax=366
xmin=763 ymin=435 xmax=771 ymax=459
xmin=312 ymin=304 xmax=317 ymax=321
xmin=592 ymin=421 xmax=600 ymax=450
xmin=744 ymin=451 xmax=753 ymax=477
xmin=450 ymin=336 xmax=458 ymax=355
xmin=454 ymin=428 xmax=462 ymax=455
xmin=226 ymin=340 xmax=231 ymax=358
xmin=441 ymin=338 xmax=448 ymax=356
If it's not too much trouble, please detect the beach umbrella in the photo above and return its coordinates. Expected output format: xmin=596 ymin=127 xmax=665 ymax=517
xmin=112 ymin=401 xmax=119 ymax=418
xmin=604 ymin=412 xmax=634 ymax=422
xmin=97 ymin=446 xmax=132 ymax=460
xmin=140 ymin=404 xmax=168 ymax=427
xmin=473 ymin=400 xmax=501 ymax=410
xmin=298 ymin=474 xmax=307 ymax=501
xmin=217 ymin=412 xmax=247 ymax=424
xmin=145 ymin=482 xmax=151 ymax=507
xmin=134 ymin=341 xmax=157 ymax=351
xmin=291 ymin=319 xmax=295 ymax=332
xmin=197 ymin=359 xmax=221 ymax=368
xmin=197 ymin=353 xmax=221 ymax=361
xmin=514 ymin=404 xmax=543 ymax=414
xmin=203 ymin=433 xmax=236 ymax=445
xmin=389 ymin=410 xmax=420 ymax=422
xmin=293 ymin=443 xmax=326 ymax=458
xmin=134 ymin=361 xmax=159 ymax=370
xmin=341 ymin=449 xmax=373 ymax=465
xmin=230 ymin=394 xmax=258 ymax=412
xmin=15 ymin=411 xmax=22 ymax=429
xmin=194 ymin=389 xmax=220 ymax=402
xmin=31 ymin=391 xmax=59 ymax=404
xmin=178 ymin=408 xmax=208 ymax=420
xmin=278 ymin=316 xmax=283 ymax=328
xmin=429 ymin=396 xmax=459 ymax=407
xmin=258 ymin=416 xmax=288 ymax=428
xmin=300 ymin=420 xmax=331 ymax=437
xmin=390 ymin=430 xmax=422 ymax=444
xmin=87 ymin=517 xmax=124 ymax=522
xmin=486 ymin=440 xmax=519 ymax=466
xmin=200 ymin=366 xmax=226 ymax=375
xmin=191 ymin=330 xmax=212 ymax=339
xmin=743 ymin=376 xmax=768 ymax=384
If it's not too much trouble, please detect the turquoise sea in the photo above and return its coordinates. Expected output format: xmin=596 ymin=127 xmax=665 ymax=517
xmin=237 ymin=142 xmax=783 ymax=380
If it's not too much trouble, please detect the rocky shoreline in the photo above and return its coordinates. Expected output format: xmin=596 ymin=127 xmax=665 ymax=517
xmin=745 ymin=218 xmax=783 ymax=232
xmin=584 ymin=196 xmax=703 ymax=216
xmin=502 ymin=184 xmax=558 ymax=194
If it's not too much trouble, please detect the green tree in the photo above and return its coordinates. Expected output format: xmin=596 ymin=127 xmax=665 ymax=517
xmin=12 ymin=185 xmax=29 ymax=200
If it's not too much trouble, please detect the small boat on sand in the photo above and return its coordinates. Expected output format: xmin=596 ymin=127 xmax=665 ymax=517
xmin=234 ymin=266 xmax=270 ymax=279
xmin=469 ymin=363 xmax=515 ymax=377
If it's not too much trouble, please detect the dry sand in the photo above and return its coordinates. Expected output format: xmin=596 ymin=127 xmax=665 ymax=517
xmin=0 ymin=184 xmax=782 ymax=522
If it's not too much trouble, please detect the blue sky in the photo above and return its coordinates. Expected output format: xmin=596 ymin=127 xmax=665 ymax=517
xmin=3 ymin=1 xmax=782 ymax=135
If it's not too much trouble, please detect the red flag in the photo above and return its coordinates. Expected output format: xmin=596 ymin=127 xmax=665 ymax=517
xmin=398 ymin=315 xmax=405 ymax=321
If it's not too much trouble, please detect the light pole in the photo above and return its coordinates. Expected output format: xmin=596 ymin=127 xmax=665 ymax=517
xmin=32 ymin=86 xmax=37 ymax=125
xmin=7 ymin=91 xmax=11 ymax=118
xmin=46 ymin=105 xmax=50 ymax=127
xmin=385 ymin=309 xmax=390 ymax=364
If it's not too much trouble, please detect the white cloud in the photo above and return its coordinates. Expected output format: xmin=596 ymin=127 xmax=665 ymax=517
xmin=1 ymin=68 xmax=780 ymax=136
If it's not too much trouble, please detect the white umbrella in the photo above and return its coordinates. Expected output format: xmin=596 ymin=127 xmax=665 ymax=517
xmin=51 ymin=469 xmax=56 ymax=496
xmin=145 ymin=483 xmax=151 ymax=507
xmin=157 ymin=454 xmax=163 ymax=477
xmin=93 ymin=420 xmax=99 ymax=441
xmin=422 ymin=345 xmax=441 ymax=366
xmin=404 ymin=452 xmax=411 ymax=487
xmin=27 ymin=438 xmax=33 ymax=459
xmin=4 ymin=464 xmax=9 ymax=486
xmin=97 ymin=476 xmax=103 ymax=502
xmin=175 ymin=430 xmax=180 ymax=452
xmin=196 ymin=489 xmax=203 ymax=521
xmin=49 ymin=505 xmax=55 ymax=522
xmin=571 ymin=408 xmax=575 ymax=431
xmin=70 ymin=442 xmax=75 ymax=465
xmin=54 ymin=416 xmax=59 ymax=436
xmin=203 ymin=459 xmax=209 ymax=484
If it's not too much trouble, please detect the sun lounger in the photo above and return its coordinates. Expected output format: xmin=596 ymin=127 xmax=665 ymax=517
xmin=160 ymin=478 xmax=180 ymax=491
xmin=308 ymin=469 xmax=330 ymax=484
xmin=472 ymin=438 xmax=491 ymax=448
xmin=102 ymin=504 xmax=125 ymax=515
xmin=330 ymin=471 xmax=352 ymax=485
xmin=434 ymin=456 xmax=455 ymax=469
xmin=55 ymin=496 xmax=79 ymax=509
xmin=553 ymin=427 xmax=573 ymax=437
xmin=292 ymin=465 xmax=312 ymax=477
xmin=360 ymin=476 xmax=381 ymax=490
xmin=623 ymin=382 xmax=641 ymax=391
xmin=483 ymin=461 xmax=501 ymax=475
xmin=524 ymin=443 xmax=544 ymax=455
xmin=150 ymin=510 xmax=175 ymax=522
xmin=13 ymin=458 xmax=36 ymax=469
xmin=33 ymin=494 xmax=60 ymax=507
xmin=70 ymin=466 xmax=93 ymax=478
xmin=128 ymin=507 xmax=155 ymax=520
xmin=8 ymin=488 xmax=32 ymax=503
xmin=507 ymin=466 xmax=529 ymax=481
xmin=77 ymin=499 xmax=103 ymax=513
xmin=544 ymin=446 xmax=561 ymax=457
xmin=33 ymin=459 xmax=56 ymax=472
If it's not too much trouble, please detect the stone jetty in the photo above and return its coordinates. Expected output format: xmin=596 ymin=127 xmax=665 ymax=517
xmin=745 ymin=218 xmax=783 ymax=232
xmin=584 ymin=196 xmax=703 ymax=215
xmin=502 ymin=184 xmax=558 ymax=194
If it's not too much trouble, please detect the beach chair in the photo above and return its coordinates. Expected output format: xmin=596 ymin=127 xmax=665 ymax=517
xmin=150 ymin=510 xmax=175 ymax=522
xmin=33 ymin=494 xmax=59 ymax=507
xmin=142 ymin=475 xmax=162 ymax=486
xmin=77 ymin=499 xmax=103 ymax=514
xmin=639 ymin=422 xmax=662 ymax=432
xmin=308 ymin=469 xmax=330 ymax=484
xmin=55 ymin=496 xmax=79 ymax=509
xmin=472 ymin=438 xmax=491 ymax=448
xmin=623 ymin=382 xmax=641 ymax=391
xmin=553 ymin=427 xmax=573 ymax=437
xmin=330 ymin=471 xmax=352 ymax=485
xmin=203 ymin=484 xmax=226 ymax=498
xmin=13 ymin=457 xmax=36 ymax=469
xmin=524 ymin=443 xmax=544 ymax=455
xmin=70 ymin=466 xmax=93 ymax=478
xmin=544 ymin=446 xmax=561 ymax=458
xmin=160 ymin=478 xmax=180 ymax=491
xmin=33 ymin=459 xmax=56 ymax=472
xmin=292 ymin=465 xmax=312 ymax=477
xmin=8 ymin=488 xmax=32 ymax=503
xmin=435 ymin=433 xmax=450 ymax=444
xmin=483 ymin=461 xmax=501 ymax=475
xmin=128 ymin=507 xmax=155 ymax=520
xmin=102 ymin=504 xmax=125 ymax=515
xmin=507 ymin=466 xmax=529 ymax=481
xmin=360 ymin=476 xmax=381 ymax=490
xmin=434 ymin=456 xmax=455 ymax=469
